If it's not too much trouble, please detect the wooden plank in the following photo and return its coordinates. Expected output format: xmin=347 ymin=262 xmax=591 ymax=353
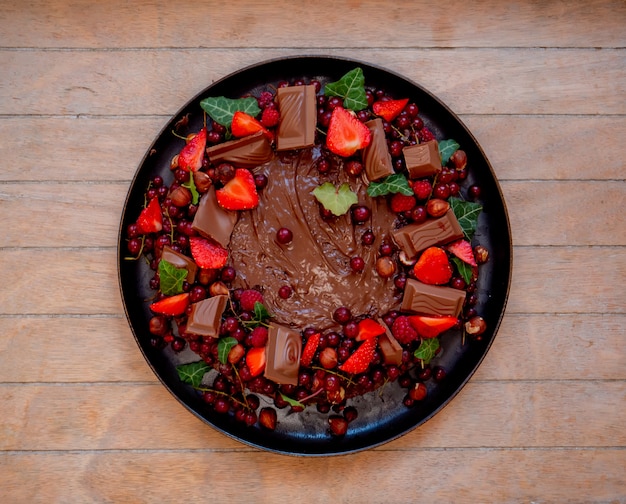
xmin=1 ymin=381 xmax=624 ymax=451
xmin=1 ymin=0 xmax=624 ymax=49
xmin=1 ymin=49 xmax=624 ymax=116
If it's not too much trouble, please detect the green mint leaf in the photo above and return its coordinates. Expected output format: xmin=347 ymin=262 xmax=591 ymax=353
xmin=366 ymin=173 xmax=414 ymax=197
xmin=199 ymin=96 xmax=261 ymax=128
xmin=158 ymin=259 xmax=187 ymax=296
xmin=414 ymin=338 xmax=440 ymax=365
xmin=449 ymin=197 xmax=483 ymax=240
xmin=280 ymin=392 xmax=305 ymax=409
xmin=324 ymin=67 xmax=368 ymax=111
xmin=218 ymin=336 xmax=238 ymax=365
xmin=176 ymin=361 xmax=210 ymax=388
xmin=182 ymin=174 xmax=199 ymax=205
xmin=438 ymin=139 xmax=460 ymax=165
xmin=312 ymin=182 xmax=358 ymax=216
xmin=241 ymin=301 xmax=273 ymax=329
xmin=452 ymin=257 xmax=473 ymax=285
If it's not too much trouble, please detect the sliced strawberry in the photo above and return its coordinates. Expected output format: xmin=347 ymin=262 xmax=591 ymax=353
xmin=447 ymin=239 xmax=477 ymax=267
xmin=136 ymin=197 xmax=163 ymax=234
xmin=372 ymin=98 xmax=409 ymax=122
xmin=246 ymin=346 xmax=266 ymax=377
xmin=149 ymin=292 xmax=190 ymax=316
xmin=178 ymin=127 xmax=206 ymax=172
xmin=189 ymin=236 xmax=228 ymax=269
xmin=231 ymin=111 xmax=268 ymax=138
xmin=326 ymin=107 xmax=372 ymax=157
xmin=356 ymin=319 xmax=386 ymax=341
xmin=215 ymin=168 xmax=259 ymax=211
xmin=408 ymin=315 xmax=458 ymax=339
xmin=339 ymin=337 xmax=377 ymax=374
xmin=300 ymin=332 xmax=321 ymax=367
xmin=413 ymin=246 xmax=453 ymax=285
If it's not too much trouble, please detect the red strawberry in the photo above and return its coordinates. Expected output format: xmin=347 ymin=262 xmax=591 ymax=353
xmin=239 ymin=289 xmax=264 ymax=311
xmin=189 ymin=236 xmax=228 ymax=269
xmin=149 ymin=293 xmax=190 ymax=316
xmin=178 ymin=127 xmax=206 ymax=172
xmin=447 ymin=239 xmax=478 ymax=267
xmin=246 ymin=347 xmax=266 ymax=377
xmin=408 ymin=315 xmax=458 ymax=339
xmin=356 ymin=319 xmax=386 ymax=341
xmin=390 ymin=193 xmax=416 ymax=213
xmin=412 ymin=180 xmax=432 ymax=200
xmin=231 ymin=111 xmax=267 ymax=138
xmin=339 ymin=337 xmax=377 ymax=374
xmin=326 ymin=107 xmax=372 ymax=157
xmin=260 ymin=107 xmax=280 ymax=128
xmin=372 ymin=98 xmax=409 ymax=122
xmin=215 ymin=168 xmax=259 ymax=211
xmin=413 ymin=247 xmax=453 ymax=285
xmin=300 ymin=332 xmax=321 ymax=367
xmin=391 ymin=315 xmax=419 ymax=344
xmin=136 ymin=197 xmax=163 ymax=234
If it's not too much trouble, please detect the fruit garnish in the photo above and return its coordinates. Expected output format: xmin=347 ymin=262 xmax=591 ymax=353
xmin=200 ymin=96 xmax=261 ymax=128
xmin=391 ymin=315 xmax=419 ymax=344
xmin=411 ymin=179 xmax=432 ymax=200
xmin=325 ymin=106 xmax=372 ymax=157
xmin=136 ymin=197 xmax=163 ymax=234
xmin=390 ymin=193 xmax=417 ymax=213
xmin=239 ymin=289 xmax=264 ymax=312
xmin=215 ymin=168 xmax=259 ymax=211
xmin=231 ymin=111 xmax=268 ymax=138
xmin=447 ymin=239 xmax=477 ymax=267
xmin=324 ymin=67 xmax=368 ymax=111
xmin=260 ymin=107 xmax=280 ymax=128
xmin=356 ymin=319 xmax=386 ymax=341
xmin=413 ymin=246 xmax=453 ymax=285
xmin=408 ymin=315 xmax=458 ymax=339
xmin=372 ymin=98 xmax=409 ymax=122
xmin=178 ymin=127 xmax=206 ymax=172
xmin=246 ymin=347 xmax=266 ymax=377
xmin=300 ymin=332 xmax=321 ymax=367
xmin=312 ymin=182 xmax=358 ymax=216
xmin=189 ymin=236 xmax=229 ymax=269
xmin=366 ymin=173 xmax=413 ymax=197
xmin=338 ymin=337 xmax=377 ymax=374
xmin=449 ymin=197 xmax=483 ymax=240
xmin=438 ymin=138 xmax=460 ymax=165
xmin=149 ymin=292 xmax=190 ymax=316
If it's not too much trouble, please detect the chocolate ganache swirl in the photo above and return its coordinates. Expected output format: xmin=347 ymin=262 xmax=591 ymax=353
xmin=229 ymin=147 xmax=402 ymax=331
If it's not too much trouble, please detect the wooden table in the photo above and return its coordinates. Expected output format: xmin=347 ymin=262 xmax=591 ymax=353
xmin=1 ymin=1 xmax=625 ymax=502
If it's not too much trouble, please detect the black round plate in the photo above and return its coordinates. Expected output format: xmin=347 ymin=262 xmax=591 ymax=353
xmin=118 ymin=56 xmax=512 ymax=456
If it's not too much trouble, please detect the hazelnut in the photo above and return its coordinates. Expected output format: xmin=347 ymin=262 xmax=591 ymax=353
xmin=376 ymin=256 xmax=397 ymax=278
xmin=398 ymin=250 xmax=416 ymax=267
xmin=193 ymin=171 xmax=213 ymax=193
xmin=170 ymin=154 xmax=179 ymax=170
xmin=259 ymin=407 xmax=277 ymax=431
xmin=209 ymin=281 xmax=229 ymax=297
xmin=450 ymin=149 xmax=467 ymax=170
xmin=319 ymin=347 xmax=338 ymax=369
xmin=169 ymin=186 xmax=192 ymax=207
xmin=227 ymin=343 xmax=245 ymax=364
xmin=426 ymin=198 xmax=450 ymax=218
xmin=464 ymin=316 xmax=487 ymax=336
xmin=215 ymin=163 xmax=236 ymax=185
xmin=327 ymin=386 xmax=346 ymax=405
xmin=474 ymin=245 xmax=489 ymax=264
xmin=197 ymin=268 xmax=219 ymax=285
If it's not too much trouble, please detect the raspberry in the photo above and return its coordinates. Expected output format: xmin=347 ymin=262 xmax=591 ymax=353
xmin=390 ymin=193 xmax=416 ymax=213
xmin=257 ymin=91 xmax=275 ymax=109
xmin=239 ymin=289 xmax=264 ymax=311
xmin=391 ymin=316 xmax=418 ymax=344
xmin=412 ymin=180 xmax=432 ymax=200
xmin=261 ymin=107 xmax=280 ymax=128
xmin=249 ymin=326 xmax=269 ymax=348
xmin=417 ymin=127 xmax=435 ymax=143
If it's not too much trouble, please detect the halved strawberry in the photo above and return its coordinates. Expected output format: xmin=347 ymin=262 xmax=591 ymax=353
xmin=189 ymin=236 xmax=229 ymax=269
xmin=326 ymin=107 xmax=372 ymax=157
xmin=136 ymin=197 xmax=163 ymax=234
xmin=246 ymin=346 xmax=266 ymax=377
xmin=356 ymin=319 xmax=386 ymax=341
xmin=372 ymin=98 xmax=409 ymax=122
xmin=338 ymin=337 xmax=377 ymax=374
xmin=215 ymin=168 xmax=259 ymax=210
xmin=447 ymin=239 xmax=477 ymax=267
xmin=231 ymin=111 xmax=268 ymax=138
xmin=300 ymin=332 xmax=321 ymax=367
xmin=413 ymin=246 xmax=453 ymax=285
xmin=408 ymin=315 xmax=458 ymax=339
xmin=149 ymin=292 xmax=190 ymax=316
xmin=178 ymin=127 xmax=206 ymax=172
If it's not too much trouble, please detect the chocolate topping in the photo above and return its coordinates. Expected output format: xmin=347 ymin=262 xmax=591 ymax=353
xmin=377 ymin=318 xmax=403 ymax=366
xmin=161 ymin=245 xmax=198 ymax=284
xmin=363 ymin=118 xmax=394 ymax=181
xmin=403 ymin=140 xmax=442 ymax=179
xmin=276 ymin=85 xmax=317 ymax=151
xmin=192 ymin=186 xmax=238 ymax=248
xmin=392 ymin=209 xmax=463 ymax=258
xmin=186 ymin=295 xmax=228 ymax=337
xmin=206 ymin=131 xmax=273 ymax=168
xmin=264 ymin=323 xmax=302 ymax=385
xmin=401 ymin=279 xmax=465 ymax=317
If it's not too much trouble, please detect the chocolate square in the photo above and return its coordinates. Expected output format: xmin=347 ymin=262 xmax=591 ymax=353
xmin=363 ymin=118 xmax=394 ymax=181
xmin=206 ymin=131 xmax=273 ymax=168
xmin=264 ymin=323 xmax=302 ymax=385
xmin=403 ymin=140 xmax=442 ymax=179
xmin=392 ymin=209 xmax=464 ymax=258
xmin=276 ymin=85 xmax=317 ymax=151
xmin=192 ymin=186 xmax=238 ymax=248
xmin=185 ymin=295 xmax=228 ymax=337
xmin=401 ymin=279 xmax=465 ymax=317
xmin=377 ymin=318 xmax=403 ymax=366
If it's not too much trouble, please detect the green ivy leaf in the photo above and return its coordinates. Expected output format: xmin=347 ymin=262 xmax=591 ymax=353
xmin=176 ymin=361 xmax=210 ymax=388
xmin=241 ymin=301 xmax=273 ymax=329
xmin=449 ymin=197 xmax=483 ymax=240
xmin=324 ymin=67 xmax=368 ymax=111
xmin=438 ymin=139 xmax=460 ymax=165
xmin=158 ymin=259 xmax=187 ymax=296
xmin=452 ymin=257 xmax=473 ymax=285
xmin=280 ymin=392 xmax=305 ymax=409
xmin=414 ymin=338 xmax=440 ymax=365
xmin=182 ymin=173 xmax=199 ymax=205
xmin=366 ymin=173 xmax=414 ymax=197
xmin=199 ymin=96 xmax=261 ymax=128
xmin=312 ymin=182 xmax=358 ymax=216
xmin=218 ymin=336 xmax=238 ymax=365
